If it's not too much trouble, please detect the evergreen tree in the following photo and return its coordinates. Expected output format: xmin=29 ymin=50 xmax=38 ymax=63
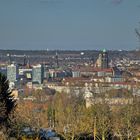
xmin=0 ymin=73 xmax=16 ymax=126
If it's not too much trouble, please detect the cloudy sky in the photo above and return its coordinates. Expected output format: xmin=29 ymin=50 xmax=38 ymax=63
xmin=0 ymin=0 xmax=140 ymax=50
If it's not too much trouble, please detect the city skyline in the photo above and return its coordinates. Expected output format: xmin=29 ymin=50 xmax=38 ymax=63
xmin=0 ymin=0 xmax=140 ymax=50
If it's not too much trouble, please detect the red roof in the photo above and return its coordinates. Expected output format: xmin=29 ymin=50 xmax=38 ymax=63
xmin=63 ymin=77 xmax=91 ymax=82
xmin=72 ymin=67 xmax=113 ymax=73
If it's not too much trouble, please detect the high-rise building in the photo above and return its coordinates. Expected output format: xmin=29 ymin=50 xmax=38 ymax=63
xmin=7 ymin=64 xmax=18 ymax=83
xmin=32 ymin=64 xmax=44 ymax=84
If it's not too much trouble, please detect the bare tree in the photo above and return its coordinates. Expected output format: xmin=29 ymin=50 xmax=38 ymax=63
xmin=135 ymin=26 xmax=140 ymax=40
xmin=52 ymin=92 xmax=92 ymax=140
xmin=91 ymin=101 xmax=112 ymax=140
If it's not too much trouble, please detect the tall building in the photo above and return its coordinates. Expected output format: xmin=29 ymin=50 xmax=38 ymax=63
xmin=95 ymin=49 xmax=109 ymax=69
xmin=7 ymin=64 xmax=18 ymax=83
xmin=32 ymin=64 xmax=44 ymax=84
xmin=101 ymin=49 xmax=109 ymax=69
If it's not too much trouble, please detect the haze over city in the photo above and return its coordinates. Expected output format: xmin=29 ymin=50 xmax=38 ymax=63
xmin=2 ymin=1 xmax=140 ymax=139
xmin=0 ymin=0 xmax=140 ymax=50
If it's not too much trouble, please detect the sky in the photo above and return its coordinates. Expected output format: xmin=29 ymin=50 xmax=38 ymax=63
xmin=0 ymin=0 xmax=140 ymax=50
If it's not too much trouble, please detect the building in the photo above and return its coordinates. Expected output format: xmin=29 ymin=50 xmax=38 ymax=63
xmin=95 ymin=49 xmax=109 ymax=69
xmin=7 ymin=64 xmax=18 ymax=83
xmin=72 ymin=71 xmax=80 ymax=78
xmin=105 ymin=76 xmax=125 ymax=83
xmin=0 ymin=67 xmax=7 ymax=76
xmin=18 ymin=68 xmax=32 ymax=82
xmin=32 ymin=64 xmax=44 ymax=84
xmin=102 ymin=49 xmax=109 ymax=68
xmin=55 ymin=51 xmax=59 ymax=68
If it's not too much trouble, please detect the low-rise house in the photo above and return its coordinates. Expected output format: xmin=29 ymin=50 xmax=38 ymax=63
xmin=105 ymin=76 xmax=125 ymax=83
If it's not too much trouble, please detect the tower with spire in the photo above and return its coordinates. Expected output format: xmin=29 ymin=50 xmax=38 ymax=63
xmin=101 ymin=49 xmax=109 ymax=69
xmin=95 ymin=49 xmax=109 ymax=69
xmin=55 ymin=51 xmax=59 ymax=68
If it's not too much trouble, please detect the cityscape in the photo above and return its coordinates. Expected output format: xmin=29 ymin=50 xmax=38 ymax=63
xmin=0 ymin=49 xmax=140 ymax=139
xmin=1 ymin=0 xmax=140 ymax=140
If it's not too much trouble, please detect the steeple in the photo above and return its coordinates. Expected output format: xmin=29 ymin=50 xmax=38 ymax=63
xmin=103 ymin=48 xmax=106 ymax=53
xmin=55 ymin=51 xmax=59 ymax=68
